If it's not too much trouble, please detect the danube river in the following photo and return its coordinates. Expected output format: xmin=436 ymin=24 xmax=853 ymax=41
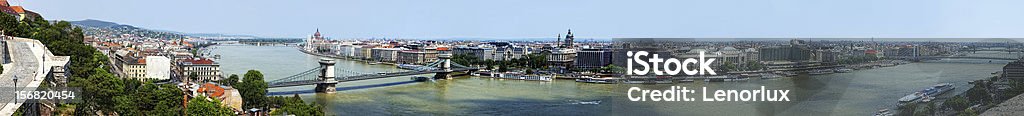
xmin=210 ymin=45 xmax=1015 ymax=115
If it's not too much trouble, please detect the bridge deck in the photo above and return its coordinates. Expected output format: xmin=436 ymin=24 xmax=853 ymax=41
xmin=268 ymin=68 xmax=476 ymax=88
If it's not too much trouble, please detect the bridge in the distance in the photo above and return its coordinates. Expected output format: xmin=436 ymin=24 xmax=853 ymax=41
xmin=266 ymin=54 xmax=477 ymax=93
xmin=889 ymin=56 xmax=1019 ymax=61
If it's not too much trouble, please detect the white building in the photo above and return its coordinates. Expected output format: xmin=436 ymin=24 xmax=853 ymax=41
xmin=337 ymin=44 xmax=355 ymax=57
xmin=145 ymin=56 xmax=171 ymax=80
xmin=371 ymin=48 xmax=404 ymax=62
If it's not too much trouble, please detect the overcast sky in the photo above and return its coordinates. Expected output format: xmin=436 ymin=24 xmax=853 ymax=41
xmin=14 ymin=0 xmax=1024 ymax=40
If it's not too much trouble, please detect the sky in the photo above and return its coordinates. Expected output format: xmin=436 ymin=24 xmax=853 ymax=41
xmin=13 ymin=0 xmax=1024 ymax=40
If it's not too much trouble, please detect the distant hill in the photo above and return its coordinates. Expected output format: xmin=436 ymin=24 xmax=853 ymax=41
xmin=69 ymin=19 xmax=139 ymax=30
xmin=69 ymin=19 xmax=261 ymax=39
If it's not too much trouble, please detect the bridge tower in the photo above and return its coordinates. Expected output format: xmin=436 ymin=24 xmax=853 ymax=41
xmin=433 ymin=54 xmax=454 ymax=79
xmin=315 ymin=58 xmax=338 ymax=93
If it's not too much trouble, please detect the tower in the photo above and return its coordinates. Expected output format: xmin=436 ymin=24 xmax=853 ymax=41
xmin=556 ymin=34 xmax=561 ymax=48
xmin=433 ymin=54 xmax=454 ymax=79
xmin=563 ymin=29 xmax=574 ymax=48
xmin=315 ymin=58 xmax=338 ymax=93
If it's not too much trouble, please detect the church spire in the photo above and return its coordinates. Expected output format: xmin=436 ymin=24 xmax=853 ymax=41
xmin=314 ymin=28 xmax=321 ymax=37
xmin=556 ymin=34 xmax=562 ymax=47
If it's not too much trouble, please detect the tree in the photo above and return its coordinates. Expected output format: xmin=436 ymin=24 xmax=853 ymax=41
xmin=525 ymin=53 xmax=548 ymax=69
xmin=451 ymin=54 xmax=480 ymax=67
xmin=186 ymin=95 xmax=235 ymax=116
xmin=959 ymin=108 xmax=978 ymax=116
xmin=269 ymin=94 xmax=324 ymax=116
xmin=898 ymin=102 xmax=917 ymax=116
xmin=498 ymin=63 xmax=509 ymax=72
xmin=149 ymin=84 xmax=185 ymax=115
xmin=920 ymin=102 xmax=936 ymax=116
xmin=239 ymin=70 xmax=268 ymax=109
xmin=2 ymin=13 xmax=199 ymax=115
xmin=745 ymin=61 xmax=764 ymax=71
xmin=720 ymin=61 xmax=736 ymax=72
xmin=70 ymin=67 xmax=124 ymax=113
xmin=945 ymin=95 xmax=970 ymax=111
xmin=1004 ymin=80 xmax=1024 ymax=99
xmin=598 ymin=64 xmax=625 ymax=74
xmin=220 ymin=74 xmax=240 ymax=86
xmin=966 ymin=83 xmax=991 ymax=104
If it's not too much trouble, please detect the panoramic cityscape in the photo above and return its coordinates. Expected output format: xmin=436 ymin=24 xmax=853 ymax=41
xmin=3 ymin=0 xmax=1024 ymax=116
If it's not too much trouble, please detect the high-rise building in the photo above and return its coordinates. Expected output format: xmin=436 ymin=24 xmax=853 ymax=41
xmin=758 ymin=39 xmax=812 ymax=62
xmin=1003 ymin=60 xmax=1024 ymax=81
xmin=575 ymin=48 xmax=613 ymax=70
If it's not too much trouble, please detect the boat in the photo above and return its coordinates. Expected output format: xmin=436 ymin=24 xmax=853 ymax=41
xmin=578 ymin=100 xmax=601 ymax=105
xmin=576 ymin=77 xmax=620 ymax=84
xmin=898 ymin=83 xmax=955 ymax=106
xmin=880 ymin=63 xmax=896 ymax=67
xmin=776 ymin=71 xmax=797 ymax=77
xmin=623 ymin=80 xmax=674 ymax=84
xmin=495 ymin=74 xmax=552 ymax=81
xmin=874 ymin=109 xmax=893 ymax=116
xmin=704 ymin=75 xmax=748 ymax=82
xmin=739 ymin=73 xmax=762 ymax=78
xmin=808 ymin=69 xmax=834 ymax=75
xmin=397 ymin=64 xmax=427 ymax=70
xmin=760 ymin=73 xmax=782 ymax=79
xmin=677 ymin=79 xmax=695 ymax=83
xmin=369 ymin=62 xmax=382 ymax=65
xmin=835 ymin=68 xmax=853 ymax=73
xmin=410 ymin=76 xmax=431 ymax=82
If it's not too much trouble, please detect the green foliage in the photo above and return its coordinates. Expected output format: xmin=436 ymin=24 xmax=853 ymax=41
xmin=720 ymin=61 xmax=736 ymax=72
xmin=268 ymin=94 xmax=325 ymax=116
xmin=2 ymin=15 xmax=188 ymax=115
xmin=898 ymin=102 xmax=917 ymax=116
xmin=0 ymin=13 xmax=29 ymax=37
xmin=838 ymin=54 xmax=880 ymax=65
xmin=451 ymin=54 xmax=479 ymax=67
xmin=186 ymin=96 xmax=236 ymax=116
xmin=69 ymin=67 xmax=124 ymax=112
xmin=597 ymin=64 xmax=625 ymax=74
xmin=452 ymin=53 xmax=549 ymax=71
xmin=958 ymin=108 xmax=978 ymax=116
xmin=238 ymin=70 xmax=268 ymax=109
xmin=745 ymin=61 xmax=764 ymax=71
xmin=945 ymin=95 xmax=970 ymax=112
xmin=918 ymin=102 xmax=936 ymax=116
xmin=966 ymin=83 xmax=992 ymax=104
xmin=1005 ymin=80 xmax=1024 ymax=99
xmin=114 ymin=82 xmax=185 ymax=115
xmin=220 ymin=74 xmax=240 ymax=86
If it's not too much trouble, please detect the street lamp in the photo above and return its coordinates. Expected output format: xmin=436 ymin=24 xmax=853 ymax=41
xmin=12 ymin=75 xmax=17 ymax=103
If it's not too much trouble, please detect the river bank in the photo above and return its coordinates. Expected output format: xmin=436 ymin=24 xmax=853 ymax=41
xmin=210 ymin=45 xmax=1010 ymax=115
